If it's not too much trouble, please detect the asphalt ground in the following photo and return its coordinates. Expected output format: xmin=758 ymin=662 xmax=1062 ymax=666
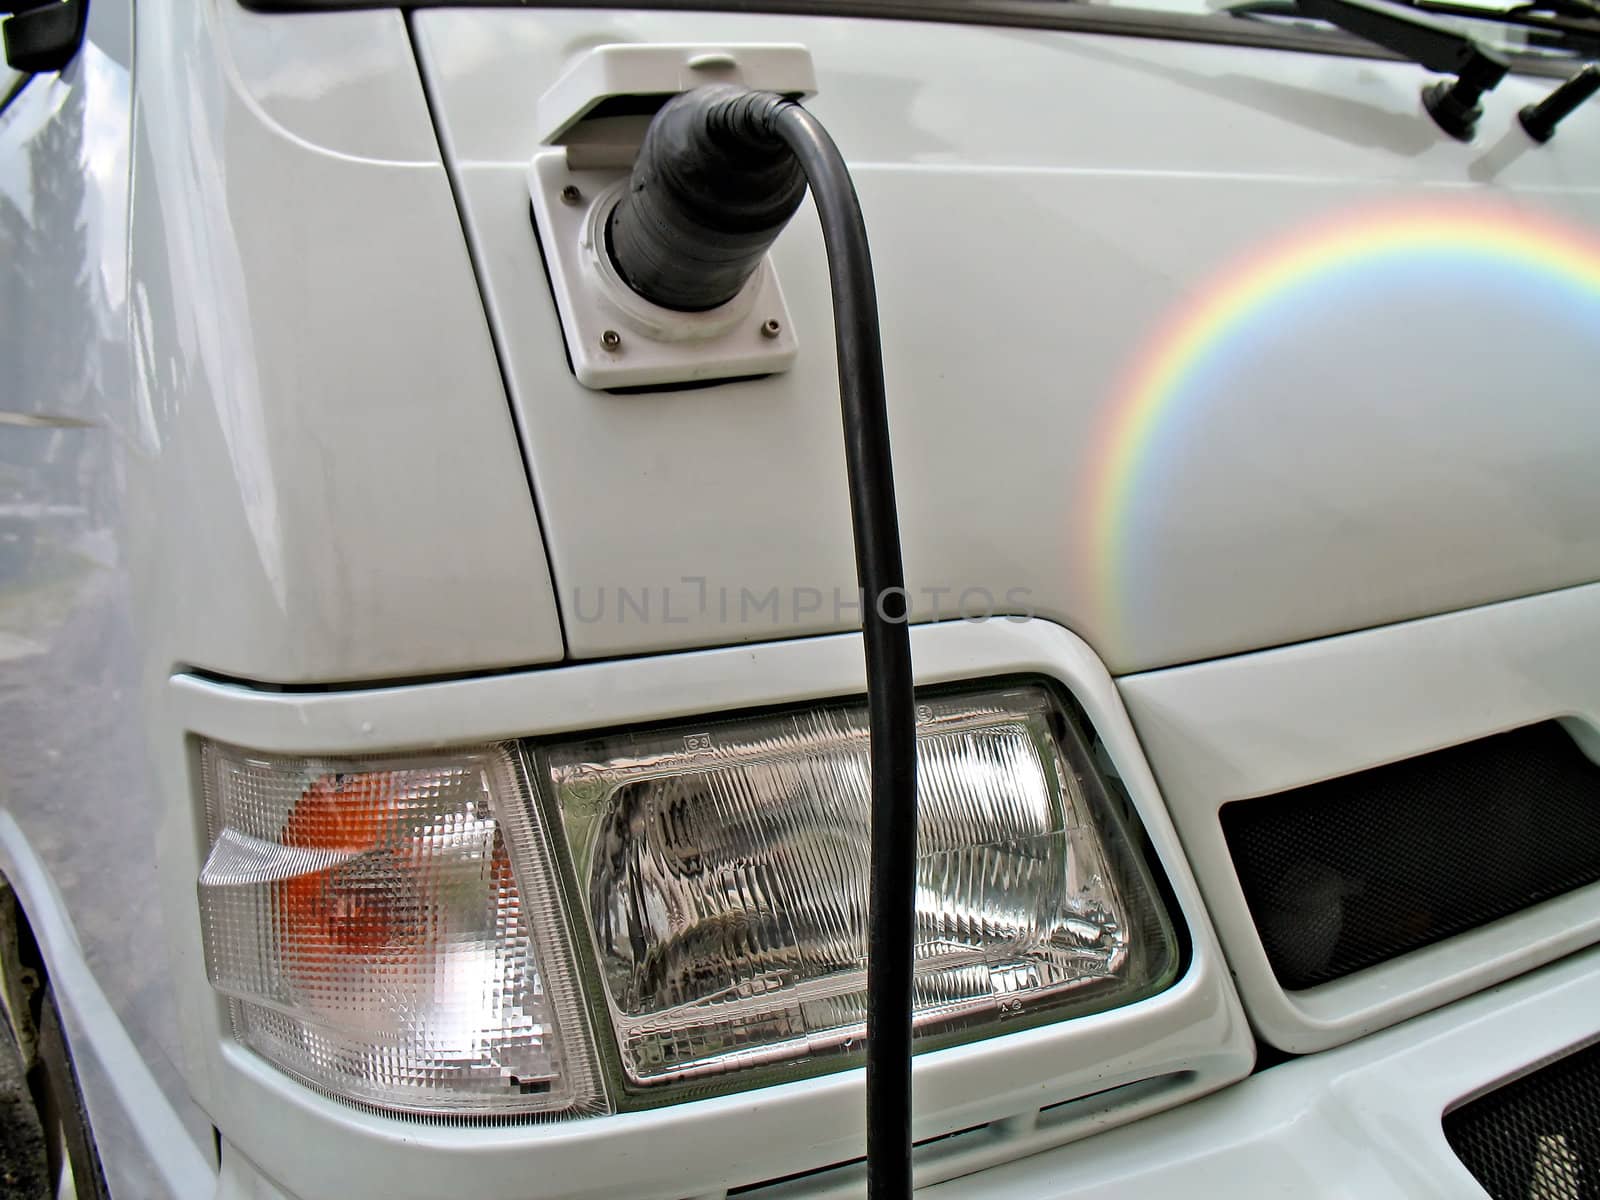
xmin=0 ymin=1012 xmax=48 ymax=1198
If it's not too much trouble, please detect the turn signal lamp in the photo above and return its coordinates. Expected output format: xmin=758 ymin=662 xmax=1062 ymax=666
xmin=196 ymin=744 xmax=603 ymax=1116
xmin=196 ymin=684 xmax=1177 ymax=1115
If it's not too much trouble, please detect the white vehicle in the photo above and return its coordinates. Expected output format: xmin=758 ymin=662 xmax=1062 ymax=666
xmin=1 ymin=0 xmax=1598 ymax=1196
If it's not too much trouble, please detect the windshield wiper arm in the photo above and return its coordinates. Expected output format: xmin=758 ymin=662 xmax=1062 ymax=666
xmin=1296 ymin=0 xmax=1508 ymax=138
xmin=1520 ymin=62 xmax=1600 ymax=139
xmin=1231 ymin=0 xmax=1600 ymax=55
xmin=1426 ymin=0 xmax=1600 ymax=39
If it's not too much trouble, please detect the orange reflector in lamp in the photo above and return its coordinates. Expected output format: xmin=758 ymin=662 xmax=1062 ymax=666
xmin=196 ymin=743 xmax=603 ymax=1118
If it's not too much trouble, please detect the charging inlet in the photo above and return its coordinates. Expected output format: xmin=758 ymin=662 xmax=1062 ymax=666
xmin=527 ymin=45 xmax=816 ymax=390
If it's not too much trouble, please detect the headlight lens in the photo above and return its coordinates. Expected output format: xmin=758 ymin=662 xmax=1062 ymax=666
xmin=542 ymin=683 xmax=1178 ymax=1091
xmin=196 ymin=743 xmax=604 ymax=1117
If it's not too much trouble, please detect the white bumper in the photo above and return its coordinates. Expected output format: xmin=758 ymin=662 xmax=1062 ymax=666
xmin=923 ymin=947 xmax=1600 ymax=1200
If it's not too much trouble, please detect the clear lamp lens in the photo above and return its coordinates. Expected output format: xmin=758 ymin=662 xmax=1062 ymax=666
xmin=196 ymin=742 xmax=603 ymax=1116
xmin=544 ymin=684 xmax=1178 ymax=1089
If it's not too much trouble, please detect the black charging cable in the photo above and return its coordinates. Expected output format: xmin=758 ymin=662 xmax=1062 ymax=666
xmin=607 ymin=86 xmax=919 ymax=1198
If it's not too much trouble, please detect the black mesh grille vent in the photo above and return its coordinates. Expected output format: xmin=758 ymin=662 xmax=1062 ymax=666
xmin=1220 ymin=721 xmax=1600 ymax=990
xmin=1445 ymin=1039 xmax=1600 ymax=1200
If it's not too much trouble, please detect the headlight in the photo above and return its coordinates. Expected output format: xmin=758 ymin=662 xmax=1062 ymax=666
xmin=196 ymin=681 xmax=1178 ymax=1115
xmin=541 ymin=683 xmax=1178 ymax=1094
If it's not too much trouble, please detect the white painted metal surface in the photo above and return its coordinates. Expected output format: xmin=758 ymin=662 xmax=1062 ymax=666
xmin=127 ymin=0 xmax=565 ymax=685
xmin=919 ymin=944 xmax=1600 ymax=1200
xmin=1119 ymin=579 xmax=1600 ymax=1053
xmin=0 ymin=814 xmax=214 ymax=1199
xmin=415 ymin=9 xmax=1600 ymax=672
xmin=0 ymin=3 xmax=567 ymax=1195
xmin=2 ymin=1 xmax=1598 ymax=1197
xmin=0 ymin=7 xmax=217 ymax=1192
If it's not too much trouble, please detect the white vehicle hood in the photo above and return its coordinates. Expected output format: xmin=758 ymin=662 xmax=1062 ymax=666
xmin=413 ymin=8 xmax=1600 ymax=673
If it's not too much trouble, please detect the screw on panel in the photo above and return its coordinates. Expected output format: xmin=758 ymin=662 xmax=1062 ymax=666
xmin=600 ymin=329 xmax=622 ymax=352
xmin=761 ymin=318 xmax=782 ymax=339
xmin=560 ymin=185 xmax=583 ymax=205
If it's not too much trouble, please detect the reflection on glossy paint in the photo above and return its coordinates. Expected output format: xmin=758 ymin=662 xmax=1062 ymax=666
xmin=0 ymin=36 xmax=216 ymax=1189
xmin=131 ymin=4 xmax=289 ymax=609
xmin=1083 ymin=199 xmax=1600 ymax=657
